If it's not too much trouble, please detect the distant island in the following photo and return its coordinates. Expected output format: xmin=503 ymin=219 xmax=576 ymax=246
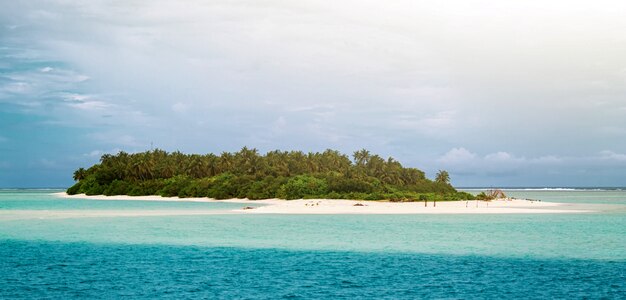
xmin=67 ymin=148 xmax=476 ymax=201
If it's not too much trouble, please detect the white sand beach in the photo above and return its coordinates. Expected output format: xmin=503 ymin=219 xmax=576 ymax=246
xmin=54 ymin=193 xmax=591 ymax=214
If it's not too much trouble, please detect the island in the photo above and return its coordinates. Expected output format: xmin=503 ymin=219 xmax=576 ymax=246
xmin=67 ymin=147 xmax=478 ymax=201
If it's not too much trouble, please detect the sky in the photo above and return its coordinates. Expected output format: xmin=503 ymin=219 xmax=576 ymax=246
xmin=1 ymin=0 xmax=626 ymax=188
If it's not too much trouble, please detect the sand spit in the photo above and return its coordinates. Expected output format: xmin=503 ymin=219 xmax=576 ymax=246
xmin=54 ymin=193 xmax=592 ymax=214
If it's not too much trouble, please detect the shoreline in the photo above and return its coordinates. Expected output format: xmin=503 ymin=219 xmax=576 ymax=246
xmin=54 ymin=192 xmax=593 ymax=214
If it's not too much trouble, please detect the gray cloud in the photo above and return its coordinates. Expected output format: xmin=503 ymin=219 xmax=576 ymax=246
xmin=435 ymin=147 xmax=626 ymax=186
xmin=1 ymin=0 xmax=626 ymax=187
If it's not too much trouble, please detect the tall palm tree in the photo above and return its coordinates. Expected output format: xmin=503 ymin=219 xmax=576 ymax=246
xmin=435 ymin=170 xmax=450 ymax=184
xmin=353 ymin=149 xmax=371 ymax=167
xmin=73 ymin=168 xmax=87 ymax=181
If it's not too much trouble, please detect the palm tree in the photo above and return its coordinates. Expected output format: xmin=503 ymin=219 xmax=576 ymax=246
xmin=435 ymin=170 xmax=450 ymax=184
xmin=235 ymin=147 xmax=260 ymax=175
xmin=185 ymin=155 xmax=206 ymax=178
xmin=434 ymin=170 xmax=451 ymax=207
xmin=73 ymin=168 xmax=87 ymax=181
xmin=353 ymin=149 xmax=371 ymax=167
xmin=203 ymin=153 xmax=219 ymax=177
xmin=266 ymin=150 xmax=289 ymax=177
xmin=366 ymin=155 xmax=385 ymax=178
xmin=218 ymin=152 xmax=234 ymax=173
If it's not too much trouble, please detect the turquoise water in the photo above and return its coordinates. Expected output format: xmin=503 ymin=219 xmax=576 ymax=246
xmin=0 ymin=190 xmax=249 ymax=211
xmin=1 ymin=190 xmax=625 ymax=298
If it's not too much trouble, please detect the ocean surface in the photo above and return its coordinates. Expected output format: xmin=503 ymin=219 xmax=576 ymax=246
xmin=1 ymin=189 xmax=625 ymax=299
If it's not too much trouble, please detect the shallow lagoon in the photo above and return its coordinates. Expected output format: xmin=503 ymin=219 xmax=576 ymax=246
xmin=1 ymin=189 xmax=625 ymax=298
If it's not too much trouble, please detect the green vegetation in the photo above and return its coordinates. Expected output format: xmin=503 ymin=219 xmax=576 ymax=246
xmin=475 ymin=189 xmax=507 ymax=200
xmin=67 ymin=147 xmax=474 ymax=201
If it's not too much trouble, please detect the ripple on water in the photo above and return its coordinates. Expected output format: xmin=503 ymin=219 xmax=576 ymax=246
xmin=0 ymin=240 xmax=624 ymax=299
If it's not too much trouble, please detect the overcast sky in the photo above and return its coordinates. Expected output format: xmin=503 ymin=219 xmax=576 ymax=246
xmin=1 ymin=0 xmax=626 ymax=187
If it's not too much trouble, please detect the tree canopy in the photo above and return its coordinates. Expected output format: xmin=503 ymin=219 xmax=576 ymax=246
xmin=67 ymin=147 xmax=474 ymax=201
xmin=435 ymin=170 xmax=450 ymax=185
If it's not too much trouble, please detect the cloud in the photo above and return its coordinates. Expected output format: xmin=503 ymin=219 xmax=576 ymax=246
xmin=484 ymin=152 xmax=525 ymax=163
xmin=0 ymin=57 xmax=93 ymax=113
xmin=60 ymin=93 xmax=111 ymax=110
xmin=271 ymin=116 xmax=288 ymax=133
xmin=436 ymin=147 xmax=626 ymax=177
xmin=88 ymin=132 xmax=143 ymax=148
xmin=530 ymin=155 xmax=563 ymax=164
xmin=438 ymin=147 xmax=477 ymax=164
xmin=287 ymin=104 xmax=336 ymax=113
xmin=62 ymin=93 xmax=90 ymax=102
xmin=85 ymin=150 xmax=103 ymax=157
xmin=428 ymin=147 xmax=626 ymax=186
xmin=83 ymin=148 xmax=122 ymax=158
xmin=598 ymin=150 xmax=626 ymax=161
xmin=390 ymin=111 xmax=459 ymax=139
xmin=420 ymin=111 xmax=457 ymax=130
xmin=1 ymin=1 xmax=626 ymax=187
xmin=61 ymin=93 xmax=116 ymax=111
xmin=1 ymin=82 xmax=31 ymax=94
xmin=67 ymin=100 xmax=110 ymax=111
xmin=171 ymin=102 xmax=190 ymax=113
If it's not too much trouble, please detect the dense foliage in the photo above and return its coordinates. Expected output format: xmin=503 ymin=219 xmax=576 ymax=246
xmin=67 ymin=148 xmax=474 ymax=201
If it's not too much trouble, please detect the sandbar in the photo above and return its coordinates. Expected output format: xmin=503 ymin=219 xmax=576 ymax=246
xmin=54 ymin=193 xmax=593 ymax=214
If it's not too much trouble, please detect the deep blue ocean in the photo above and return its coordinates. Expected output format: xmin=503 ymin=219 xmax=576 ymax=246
xmin=1 ymin=190 xmax=625 ymax=299
xmin=1 ymin=240 xmax=624 ymax=299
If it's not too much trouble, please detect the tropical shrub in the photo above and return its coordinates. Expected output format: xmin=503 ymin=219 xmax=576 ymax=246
xmin=278 ymin=175 xmax=328 ymax=199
